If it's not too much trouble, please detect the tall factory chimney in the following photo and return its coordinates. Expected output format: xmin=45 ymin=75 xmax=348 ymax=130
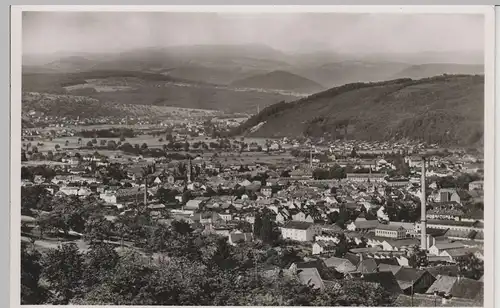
xmin=420 ymin=157 xmax=427 ymax=250
xmin=310 ymin=147 xmax=313 ymax=170
xmin=187 ymin=158 xmax=192 ymax=183
xmin=143 ymin=175 xmax=148 ymax=206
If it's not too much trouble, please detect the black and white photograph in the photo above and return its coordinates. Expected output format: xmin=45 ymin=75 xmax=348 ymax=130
xmin=11 ymin=6 xmax=495 ymax=307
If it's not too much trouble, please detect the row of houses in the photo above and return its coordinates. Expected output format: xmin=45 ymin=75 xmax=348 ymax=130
xmin=273 ymin=254 xmax=483 ymax=305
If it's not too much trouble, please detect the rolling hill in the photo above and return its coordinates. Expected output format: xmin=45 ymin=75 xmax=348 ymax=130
xmin=290 ymin=61 xmax=410 ymax=88
xmin=233 ymin=74 xmax=484 ymax=146
xmin=230 ymin=70 xmax=325 ymax=93
xmin=391 ymin=63 xmax=484 ymax=80
xmin=22 ymin=92 xmax=132 ymax=119
xmin=22 ymin=70 xmax=190 ymax=94
xmin=21 ymin=92 xmax=221 ymax=120
xmin=21 ymin=70 xmax=298 ymax=114
xmin=290 ymin=61 xmax=485 ymax=89
xmin=161 ymin=65 xmax=269 ymax=85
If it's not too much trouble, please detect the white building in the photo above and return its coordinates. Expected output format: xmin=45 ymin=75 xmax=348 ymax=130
xmin=428 ymin=242 xmax=465 ymax=256
xmin=280 ymin=221 xmax=322 ymax=242
xmin=219 ymin=212 xmax=233 ymax=222
xmin=59 ymin=186 xmax=92 ymax=197
xmin=374 ymin=225 xmax=407 ymax=239
xmin=292 ymin=211 xmax=315 ymax=223
xmin=312 ymin=241 xmax=337 ymax=255
xmin=468 ymin=181 xmax=484 ymax=191
xmin=184 ymin=197 xmax=210 ymax=210
xmin=377 ymin=206 xmax=389 ymax=221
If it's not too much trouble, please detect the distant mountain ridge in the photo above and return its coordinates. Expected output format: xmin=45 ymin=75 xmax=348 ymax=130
xmin=232 ymin=74 xmax=484 ymax=146
xmin=22 ymin=45 xmax=486 ymax=118
xmin=230 ymin=70 xmax=325 ymax=93
xmin=23 ymin=45 xmax=485 ymax=88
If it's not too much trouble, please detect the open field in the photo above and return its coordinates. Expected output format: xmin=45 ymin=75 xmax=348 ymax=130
xmin=25 ymin=135 xmax=170 ymax=153
xmin=25 ymin=133 xmax=291 ymax=153
xmin=24 ymin=136 xmax=297 ymax=166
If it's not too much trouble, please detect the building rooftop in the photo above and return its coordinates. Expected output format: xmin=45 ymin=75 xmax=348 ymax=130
xmin=378 ymin=264 xmax=403 ymax=275
xmin=426 ymin=266 xmax=459 ymax=278
xmin=394 ymin=267 xmax=429 ymax=284
xmin=450 ymin=277 xmax=484 ymax=301
xmin=427 ymin=219 xmax=483 ymax=228
xmin=322 ymin=257 xmax=356 ymax=273
xmin=360 ymin=271 xmax=403 ymax=295
xmin=352 ymin=220 xmax=380 ymax=229
xmin=394 ymin=293 xmax=480 ymax=307
xmin=296 ymin=267 xmax=325 ymax=290
xmin=376 ymin=224 xmax=406 ymax=232
xmin=426 ymin=275 xmax=457 ymax=295
xmin=432 ymin=242 xmax=465 ymax=250
xmin=281 ymin=221 xmax=314 ymax=230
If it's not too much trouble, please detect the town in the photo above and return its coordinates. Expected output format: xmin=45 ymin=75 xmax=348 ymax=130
xmin=20 ymin=113 xmax=485 ymax=306
xmin=18 ymin=9 xmax=488 ymax=307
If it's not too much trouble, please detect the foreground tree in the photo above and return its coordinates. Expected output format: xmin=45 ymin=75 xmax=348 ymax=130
xmin=408 ymin=245 xmax=429 ymax=269
xmin=84 ymin=216 xmax=114 ymax=243
xmin=41 ymin=243 xmax=84 ymax=304
xmin=21 ymin=245 xmax=47 ymax=304
xmin=171 ymin=220 xmax=193 ymax=235
xmin=82 ymin=243 xmax=120 ymax=289
xmin=457 ymin=253 xmax=484 ymax=280
xmin=312 ymin=279 xmax=395 ymax=306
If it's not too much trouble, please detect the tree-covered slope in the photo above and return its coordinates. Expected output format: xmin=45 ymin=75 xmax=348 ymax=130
xmin=233 ymin=74 xmax=484 ymax=146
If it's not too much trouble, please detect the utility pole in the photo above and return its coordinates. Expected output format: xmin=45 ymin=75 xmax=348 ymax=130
xmin=411 ymin=279 xmax=414 ymax=307
xmin=144 ymin=177 xmax=148 ymax=206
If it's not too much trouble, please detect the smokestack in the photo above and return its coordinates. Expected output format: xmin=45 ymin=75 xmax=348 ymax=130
xmin=187 ymin=158 xmax=192 ymax=183
xmin=420 ymin=157 xmax=427 ymax=250
xmin=144 ymin=179 xmax=148 ymax=206
xmin=310 ymin=147 xmax=313 ymax=170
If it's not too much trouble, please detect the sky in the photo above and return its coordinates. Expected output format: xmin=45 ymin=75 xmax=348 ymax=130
xmin=22 ymin=12 xmax=484 ymax=55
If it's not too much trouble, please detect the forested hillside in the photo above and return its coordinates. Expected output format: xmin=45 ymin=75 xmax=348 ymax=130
xmin=233 ymin=75 xmax=484 ymax=146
